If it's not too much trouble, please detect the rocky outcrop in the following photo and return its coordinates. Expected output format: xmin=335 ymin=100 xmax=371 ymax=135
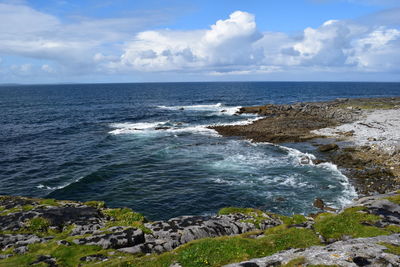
xmin=225 ymin=234 xmax=400 ymax=267
xmin=136 ymin=213 xmax=281 ymax=254
xmin=0 ymin=196 xmax=282 ymax=258
xmin=0 ymin=191 xmax=399 ymax=266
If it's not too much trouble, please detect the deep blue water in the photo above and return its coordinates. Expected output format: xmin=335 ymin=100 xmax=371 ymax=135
xmin=1 ymin=82 xmax=399 ymax=220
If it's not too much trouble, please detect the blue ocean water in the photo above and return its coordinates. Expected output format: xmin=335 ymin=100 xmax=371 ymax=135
xmin=1 ymin=82 xmax=399 ymax=220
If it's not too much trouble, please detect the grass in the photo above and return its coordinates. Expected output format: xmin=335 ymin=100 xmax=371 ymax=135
xmin=314 ymin=207 xmax=390 ymax=240
xmin=84 ymin=200 xmax=106 ymax=209
xmin=125 ymin=225 xmax=321 ymax=267
xmin=38 ymin=198 xmax=60 ymax=206
xmin=24 ymin=217 xmax=50 ymax=233
xmin=102 ymin=207 xmax=151 ymax=233
xmin=385 ymin=194 xmax=400 ymax=205
xmin=0 ymin=204 xmax=36 ymax=216
xmin=218 ymin=207 xmax=263 ymax=215
xmin=0 ymin=241 xmax=105 ymax=267
xmin=381 ymin=242 xmax=400 ymax=255
xmin=338 ymin=101 xmax=398 ymax=110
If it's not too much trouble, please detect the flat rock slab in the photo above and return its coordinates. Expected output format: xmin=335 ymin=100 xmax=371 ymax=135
xmin=225 ymin=234 xmax=400 ymax=267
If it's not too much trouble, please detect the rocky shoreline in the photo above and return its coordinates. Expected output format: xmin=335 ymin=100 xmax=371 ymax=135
xmin=211 ymin=97 xmax=400 ymax=195
xmin=0 ymin=191 xmax=399 ymax=266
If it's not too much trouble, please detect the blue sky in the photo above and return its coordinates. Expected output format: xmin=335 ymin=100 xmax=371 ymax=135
xmin=0 ymin=0 xmax=399 ymax=83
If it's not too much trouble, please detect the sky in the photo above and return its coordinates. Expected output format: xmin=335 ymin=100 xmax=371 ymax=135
xmin=0 ymin=0 xmax=399 ymax=83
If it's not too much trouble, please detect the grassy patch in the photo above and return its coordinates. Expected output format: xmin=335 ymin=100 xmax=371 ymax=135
xmin=38 ymin=198 xmax=59 ymax=206
xmin=277 ymin=214 xmax=307 ymax=225
xmin=218 ymin=207 xmax=263 ymax=215
xmin=127 ymin=225 xmax=320 ymax=267
xmin=281 ymin=257 xmax=306 ymax=267
xmin=385 ymin=225 xmax=400 ymax=233
xmin=339 ymin=102 xmax=398 ymax=110
xmin=385 ymin=194 xmax=400 ymax=205
xmin=314 ymin=207 xmax=389 ymax=240
xmin=103 ymin=207 xmax=151 ymax=233
xmin=0 ymin=204 xmax=35 ymax=216
xmin=218 ymin=207 xmax=282 ymax=229
xmin=24 ymin=217 xmax=51 ymax=233
xmin=0 ymin=241 xmax=105 ymax=267
xmin=381 ymin=242 xmax=400 ymax=255
xmin=84 ymin=200 xmax=106 ymax=209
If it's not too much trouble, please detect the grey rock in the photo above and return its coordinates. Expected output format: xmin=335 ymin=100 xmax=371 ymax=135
xmin=0 ymin=254 xmax=13 ymax=259
xmin=346 ymin=192 xmax=400 ymax=225
xmin=80 ymin=253 xmax=108 ymax=262
xmin=118 ymin=244 xmax=146 ymax=254
xmin=0 ymin=234 xmax=46 ymax=249
xmin=140 ymin=213 xmax=281 ymax=254
xmin=14 ymin=245 xmax=28 ymax=254
xmin=30 ymin=255 xmax=57 ymax=267
xmin=56 ymin=240 xmax=71 ymax=246
xmin=225 ymin=234 xmax=400 ymax=267
xmin=73 ymin=227 xmax=144 ymax=249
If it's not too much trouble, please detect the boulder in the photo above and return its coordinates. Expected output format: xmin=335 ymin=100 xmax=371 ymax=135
xmin=318 ymin=143 xmax=339 ymax=152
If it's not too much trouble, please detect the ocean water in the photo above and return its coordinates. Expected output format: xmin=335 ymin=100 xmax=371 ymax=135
xmin=1 ymin=82 xmax=399 ymax=220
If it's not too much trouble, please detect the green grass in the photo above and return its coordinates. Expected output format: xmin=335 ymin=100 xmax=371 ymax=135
xmin=103 ymin=207 xmax=151 ymax=233
xmin=126 ymin=225 xmax=321 ymax=267
xmin=24 ymin=217 xmax=50 ymax=233
xmin=0 ymin=204 xmax=35 ymax=216
xmin=381 ymin=242 xmax=400 ymax=255
xmin=277 ymin=214 xmax=307 ymax=225
xmin=338 ymin=102 xmax=398 ymax=110
xmin=314 ymin=207 xmax=390 ymax=240
xmin=84 ymin=200 xmax=106 ymax=209
xmin=0 ymin=241 xmax=105 ymax=267
xmin=38 ymin=198 xmax=60 ymax=206
xmin=386 ymin=194 xmax=400 ymax=205
xmin=218 ymin=207 xmax=263 ymax=215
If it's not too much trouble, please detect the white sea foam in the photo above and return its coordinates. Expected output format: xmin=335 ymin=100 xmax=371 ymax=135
xmin=109 ymin=121 xmax=219 ymax=137
xmin=276 ymin=144 xmax=357 ymax=208
xmin=279 ymin=145 xmax=316 ymax=166
xmin=36 ymin=176 xmax=84 ymax=191
xmin=213 ymin=116 xmax=263 ymax=126
xmin=157 ymin=103 xmax=241 ymax=116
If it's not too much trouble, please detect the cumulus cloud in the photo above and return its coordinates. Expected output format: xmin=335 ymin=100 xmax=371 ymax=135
xmin=346 ymin=28 xmax=400 ymax=71
xmin=119 ymin=11 xmax=263 ymax=72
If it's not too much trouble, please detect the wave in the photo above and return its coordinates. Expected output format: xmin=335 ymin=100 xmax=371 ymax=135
xmin=157 ymin=103 xmax=241 ymax=116
xmin=108 ymin=121 xmax=219 ymax=137
xmin=278 ymin=145 xmax=316 ymax=166
xmin=213 ymin=116 xmax=263 ymax=126
xmin=36 ymin=176 xmax=83 ymax=191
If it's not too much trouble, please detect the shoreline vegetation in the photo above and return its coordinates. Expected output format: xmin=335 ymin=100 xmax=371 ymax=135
xmin=1 ymin=97 xmax=400 ymax=266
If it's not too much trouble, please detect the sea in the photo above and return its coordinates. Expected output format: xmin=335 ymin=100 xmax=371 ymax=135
xmin=1 ymin=82 xmax=400 ymax=220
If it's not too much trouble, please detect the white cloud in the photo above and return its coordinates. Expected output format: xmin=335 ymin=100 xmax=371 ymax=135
xmin=119 ymin=11 xmax=263 ymax=72
xmin=41 ymin=64 xmax=55 ymax=73
xmin=346 ymin=27 xmax=400 ymax=70
xmin=0 ymin=2 xmax=173 ymax=73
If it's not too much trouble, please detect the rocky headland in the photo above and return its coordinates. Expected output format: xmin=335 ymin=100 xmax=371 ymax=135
xmin=1 ymin=97 xmax=400 ymax=266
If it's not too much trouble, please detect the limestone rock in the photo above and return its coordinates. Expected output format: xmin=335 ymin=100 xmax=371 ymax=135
xmin=225 ymin=234 xmax=400 ymax=267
